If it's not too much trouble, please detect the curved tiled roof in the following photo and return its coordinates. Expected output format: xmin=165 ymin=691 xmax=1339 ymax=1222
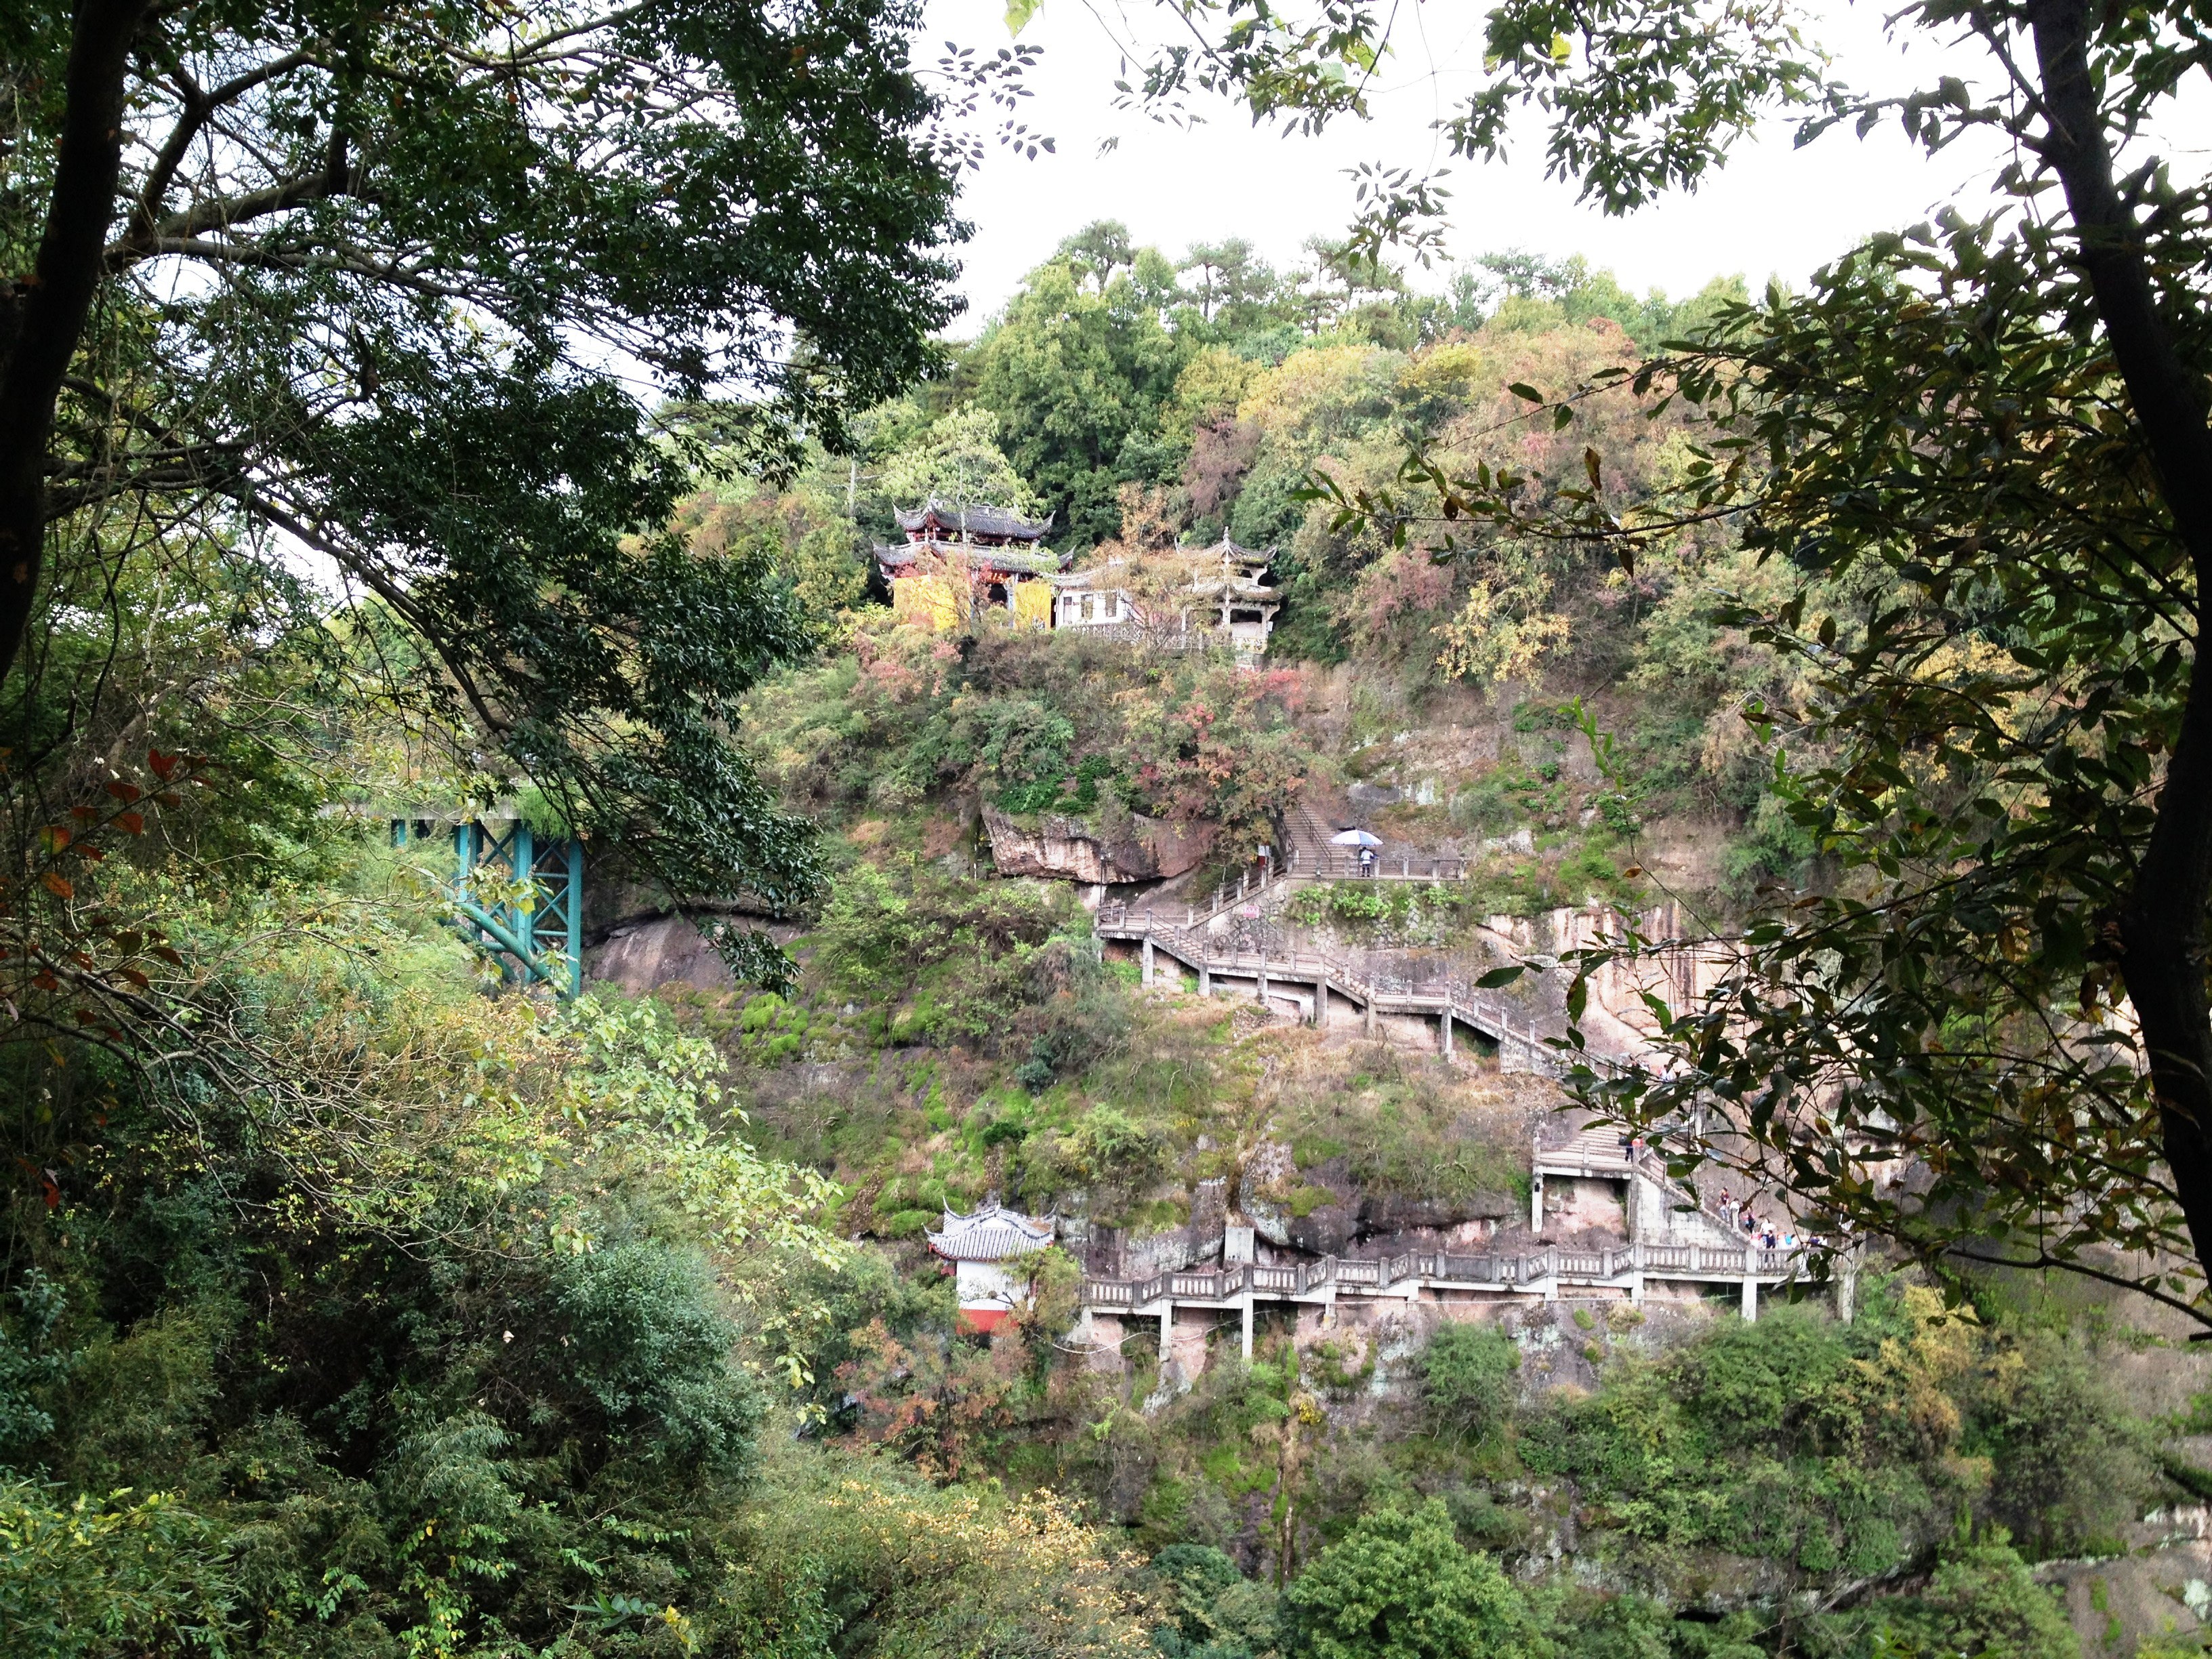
xmin=1045 ymin=541 xmax=1275 ymax=594
xmin=894 ymin=498 xmax=1056 ymax=541
xmin=1200 ymin=533 xmax=1272 ymax=568
xmin=873 ymin=541 xmax=1066 ymax=576
xmin=927 ymin=1200 xmax=1056 ymax=1262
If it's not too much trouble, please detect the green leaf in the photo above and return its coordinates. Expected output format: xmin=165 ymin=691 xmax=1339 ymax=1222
xmin=1006 ymin=0 xmax=1041 ymax=35
xmin=1475 ymin=964 xmax=1527 ymax=988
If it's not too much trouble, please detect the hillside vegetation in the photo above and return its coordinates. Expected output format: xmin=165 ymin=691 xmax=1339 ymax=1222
xmin=3 ymin=220 xmax=2204 ymax=1659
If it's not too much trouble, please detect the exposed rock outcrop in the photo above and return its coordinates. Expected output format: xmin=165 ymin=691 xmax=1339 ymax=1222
xmin=586 ymin=912 xmax=735 ymax=992
xmin=984 ymin=805 xmax=1215 ymax=883
xmin=1286 ymin=1189 xmax=1520 ymax=1257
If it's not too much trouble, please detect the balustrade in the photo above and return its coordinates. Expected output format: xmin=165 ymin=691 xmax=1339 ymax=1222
xmin=1080 ymin=1236 xmax=1811 ymax=1309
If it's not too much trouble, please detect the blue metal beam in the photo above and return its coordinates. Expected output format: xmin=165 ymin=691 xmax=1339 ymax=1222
xmin=444 ymin=819 xmax=585 ymax=996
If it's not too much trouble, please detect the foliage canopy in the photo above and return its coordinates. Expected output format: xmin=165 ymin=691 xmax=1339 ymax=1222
xmin=1097 ymin=0 xmax=2212 ymax=1322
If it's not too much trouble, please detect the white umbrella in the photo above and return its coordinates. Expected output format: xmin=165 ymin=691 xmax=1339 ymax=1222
xmin=1330 ymin=828 xmax=1382 ymax=847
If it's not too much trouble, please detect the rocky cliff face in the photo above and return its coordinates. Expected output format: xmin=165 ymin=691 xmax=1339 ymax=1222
xmin=587 ymin=912 xmax=741 ymax=992
xmin=984 ymin=805 xmax=1216 ymax=883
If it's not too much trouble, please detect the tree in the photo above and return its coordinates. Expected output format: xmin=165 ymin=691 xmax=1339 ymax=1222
xmin=1 ymin=0 xmax=973 ymax=930
xmin=1282 ymin=1499 xmax=1537 ymax=1659
xmin=878 ymin=406 xmax=1040 ymax=512
xmin=1180 ymin=238 xmax=1292 ymax=336
xmin=1057 ymin=219 xmax=1139 ymax=293
xmin=968 ymin=254 xmax=1193 ymax=545
xmin=1099 ymin=0 xmax=2212 ymax=1325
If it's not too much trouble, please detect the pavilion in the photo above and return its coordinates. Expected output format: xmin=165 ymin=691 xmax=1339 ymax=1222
xmin=926 ymin=1198 xmax=1057 ymax=1333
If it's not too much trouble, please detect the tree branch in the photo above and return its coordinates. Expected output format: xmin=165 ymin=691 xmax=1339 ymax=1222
xmin=135 ymin=237 xmax=464 ymax=298
xmin=120 ymin=46 xmax=324 ymax=257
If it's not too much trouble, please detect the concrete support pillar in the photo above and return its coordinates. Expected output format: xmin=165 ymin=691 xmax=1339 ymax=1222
xmin=1241 ymin=1298 xmax=1254 ymax=1360
xmin=1741 ymin=1278 xmax=1758 ymax=1322
xmin=1141 ymin=937 xmax=1155 ymax=987
xmin=1258 ymin=966 xmax=1269 ymax=1008
xmin=1531 ymin=1174 xmax=1544 ymax=1233
xmin=1835 ymin=1253 xmax=1860 ymax=1324
xmin=1199 ymin=965 xmax=1211 ymax=997
xmin=1313 ymin=981 xmax=1328 ymax=1027
xmin=1364 ymin=996 xmax=1376 ymax=1037
xmin=1161 ymin=1305 xmax=1174 ymax=1355
xmin=1629 ymin=1274 xmax=1645 ymax=1307
xmin=1441 ymin=1011 xmax=1454 ymax=1059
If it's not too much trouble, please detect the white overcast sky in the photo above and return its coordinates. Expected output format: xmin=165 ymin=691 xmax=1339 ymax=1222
xmin=918 ymin=0 xmax=2198 ymax=331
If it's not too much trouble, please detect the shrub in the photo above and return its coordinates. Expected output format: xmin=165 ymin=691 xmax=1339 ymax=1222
xmin=1977 ymin=1331 xmax=2154 ymax=1558
xmin=541 ymin=1238 xmax=762 ymax=1478
xmin=0 ymin=1481 xmax=238 ymax=1658
xmin=1023 ymin=1106 xmax=1173 ymax=1218
xmin=1420 ymin=1324 xmax=1519 ymax=1444
xmin=719 ymin=1446 xmax=1156 ymax=1658
xmin=1870 ymin=1537 xmax=2081 ymax=1659
xmin=808 ymin=863 xmax=1109 ymax=1054
xmin=1150 ymin=1542 xmax=1282 ymax=1659
xmin=0 ymin=1271 xmax=70 ymax=1462
xmin=1284 ymin=1498 xmax=1538 ymax=1659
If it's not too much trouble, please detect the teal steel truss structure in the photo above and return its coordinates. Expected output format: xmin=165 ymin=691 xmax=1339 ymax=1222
xmin=393 ymin=819 xmax=585 ymax=996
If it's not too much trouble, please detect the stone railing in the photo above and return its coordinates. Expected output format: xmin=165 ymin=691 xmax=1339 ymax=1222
xmin=1080 ymin=1240 xmax=1801 ymax=1307
xmin=1286 ymin=847 xmax=1471 ymax=881
xmin=1094 ymin=907 xmax=1632 ymax=1079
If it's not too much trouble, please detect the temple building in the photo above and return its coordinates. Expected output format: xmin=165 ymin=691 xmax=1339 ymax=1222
xmin=1047 ymin=534 xmax=1280 ymax=663
xmin=926 ymin=1198 xmax=1057 ymax=1333
xmin=873 ymin=499 xmax=1063 ymax=630
xmin=872 ymin=502 xmax=1281 ymax=662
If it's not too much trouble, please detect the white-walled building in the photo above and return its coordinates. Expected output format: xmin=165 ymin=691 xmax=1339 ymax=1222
xmin=926 ymin=1199 xmax=1057 ymax=1333
xmin=1046 ymin=535 xmax=1280 ymax=663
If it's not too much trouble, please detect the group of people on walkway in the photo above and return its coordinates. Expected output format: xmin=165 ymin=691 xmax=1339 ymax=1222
xmin=1717 ymin=1191 xmax=1790 ymax=1253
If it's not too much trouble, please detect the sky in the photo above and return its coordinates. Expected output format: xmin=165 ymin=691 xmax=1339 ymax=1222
xmin=917 ymin=0 xmax=2023 ymax=329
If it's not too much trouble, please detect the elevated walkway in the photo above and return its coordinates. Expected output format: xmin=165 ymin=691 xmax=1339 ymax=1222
xmin=1094 ymin=902 xmax=1625 ymax=1078
xmin=1282 ymin=798 xmax=1470 ymax=881
xmin=1079 ymin=1237 xmax=1804 ymax=1361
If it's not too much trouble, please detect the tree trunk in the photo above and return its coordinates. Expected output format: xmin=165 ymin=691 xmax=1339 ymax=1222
xmin=2028 ymin=0 xmax=2212 ymax=1275
xmin=0 ymin=0 xmax=150 ymax=685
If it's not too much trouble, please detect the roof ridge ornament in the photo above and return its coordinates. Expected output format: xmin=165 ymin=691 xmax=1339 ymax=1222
xmin=893 ymin=498 xmax=1057 ymax=541
xmin=927 ymin=1197 xmax=1058 ymax=1261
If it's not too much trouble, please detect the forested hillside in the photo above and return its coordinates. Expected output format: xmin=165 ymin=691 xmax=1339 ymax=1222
xmin=3 ymin=61 xmax=2209 ymax=1658
xmin=12 ymin=0 xmax=2212 ymax=1644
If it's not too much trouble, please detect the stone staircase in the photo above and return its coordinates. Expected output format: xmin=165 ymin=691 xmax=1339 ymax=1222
xmin=1532 ymin=1120 xmax=1752 ymax=1246
xmin=1283 ymin=799 xmax=1338 ymax=871
xmin=1094 ymin=903 xmax=1627 ymax=1077
xmin=1540 ymin=1124 xmax=1641 ymax=1172
xmin=1280 ymin=797 xmax=1471 ymax=881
